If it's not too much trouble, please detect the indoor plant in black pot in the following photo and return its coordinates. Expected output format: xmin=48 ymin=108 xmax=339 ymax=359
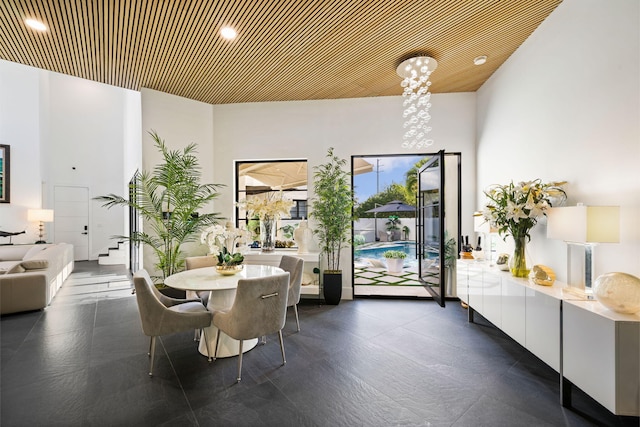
xmin=310 ymin=147 xmax=353 ymax=305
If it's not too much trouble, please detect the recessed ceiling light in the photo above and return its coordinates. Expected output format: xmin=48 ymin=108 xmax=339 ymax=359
xmin=25 ymin=18 xmax=47 ymax=32
xmin=473 ymin=55 xmax=488 ymax=66
xmin=220 ymin=27 xmax=237 ymax=40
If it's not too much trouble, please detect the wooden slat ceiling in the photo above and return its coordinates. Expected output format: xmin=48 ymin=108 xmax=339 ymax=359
xmin=0 ymin=0 xmax=562 ymax=105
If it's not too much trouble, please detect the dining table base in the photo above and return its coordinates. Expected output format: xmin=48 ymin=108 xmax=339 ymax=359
xmin=198 ymin=331 xmax=258 ymax=358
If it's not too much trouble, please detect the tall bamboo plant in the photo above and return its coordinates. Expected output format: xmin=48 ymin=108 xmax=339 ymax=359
xmin=310 ymin=147 xmax=353 ymax=272
xmin=96 ymin=131 xmax=224 ymax=281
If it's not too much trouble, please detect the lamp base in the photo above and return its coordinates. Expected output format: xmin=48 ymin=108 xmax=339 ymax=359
xmin=35 ymin=240 xmax=47 ymax=244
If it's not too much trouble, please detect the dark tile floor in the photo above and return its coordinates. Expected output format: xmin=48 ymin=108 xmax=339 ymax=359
xmin=1 ymin=261 xmax=638 ymax=426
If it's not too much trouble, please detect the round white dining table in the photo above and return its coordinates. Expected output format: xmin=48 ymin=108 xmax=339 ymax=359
xmin=164 ymin=264 xmax=284 ymax=358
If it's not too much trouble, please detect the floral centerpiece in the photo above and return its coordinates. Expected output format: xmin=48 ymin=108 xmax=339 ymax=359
xmin=482 ymin=179 xmax=566 ymax=277
xmin=236 ymin=192 xmax=294 ymax=252
xmin=200 ymin=223 xmax=250 ymax=274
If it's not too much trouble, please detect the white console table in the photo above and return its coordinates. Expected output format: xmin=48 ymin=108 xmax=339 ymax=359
xmin=243 ymin=250 xmax=321 ymax=298
xmin=458 ymin=260 xmax=640 ymax=416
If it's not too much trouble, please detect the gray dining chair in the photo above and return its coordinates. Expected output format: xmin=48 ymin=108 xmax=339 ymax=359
xmin=133 ymin=269 xmax=213 ymax=376
xmin=185 ymin=255 xmax=217 ymax=340
xmin=185 ymin=255 xmax=217 ymax=306
xmin=212 ymin=272 xmax=290 ymax=382
xmin=279 ymin=255 xmax=304 ymax=332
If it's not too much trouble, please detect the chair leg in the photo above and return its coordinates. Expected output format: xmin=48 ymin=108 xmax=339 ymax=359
xmin=201 ymin=328 xmax=212 ymax=362
xmin=293 ymin=304 xmax=300 ymax=332
xmin=194 ymin=328 xmax=200 ymax=341
xmin=149 ymin=336 xmax=157 ymax=377
xmin=237 ymin=340 xmax=244 ymax=382
xmin=278 ymin=330 xmax=286 ymax=365
xmin=261 ymin=335 xmax=266 ymax=345
xmin=213 ymin=329 xmax=221 ymax=361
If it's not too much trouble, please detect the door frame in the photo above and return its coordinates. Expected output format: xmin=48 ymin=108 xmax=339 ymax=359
xmin=350 ymin=152 xmax=461 ymax=301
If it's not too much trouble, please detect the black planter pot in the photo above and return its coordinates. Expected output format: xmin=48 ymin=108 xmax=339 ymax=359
xmin=323 ymin=271 xmax=342 ymax=305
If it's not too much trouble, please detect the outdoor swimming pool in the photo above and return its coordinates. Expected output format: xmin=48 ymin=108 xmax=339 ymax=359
xmin=354 ymin=241 xmax=417 ymax=264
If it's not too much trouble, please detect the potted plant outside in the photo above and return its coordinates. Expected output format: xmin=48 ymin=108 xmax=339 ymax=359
xmin=310 ymin=147 xmax=353 ymax=305
xmin=384 ymin=250 xmax=407 ymax=273
xmin=402 ymin=225 xmax=410 ymax=240
xmin=385 ymin=215 xmax=400 ymax=241
xmin=96 ymin=131 xmax=224 ymax=287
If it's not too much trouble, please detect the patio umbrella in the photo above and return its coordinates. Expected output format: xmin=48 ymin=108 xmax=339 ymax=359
xmin=365 ymin=200 xmax=415 ymax=241
xmin=365 ymin=200 xmax=416 ymax=214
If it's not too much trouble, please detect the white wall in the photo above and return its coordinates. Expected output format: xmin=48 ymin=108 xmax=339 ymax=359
xmin=45 ymin=72 xmax=141 ymax=258
xmin=0 ymin=60 xmax=141 ymax=257
xmin=213 ymin=93 xmax=476 ymax=220
xmin=140 ymin=91 xmax=476 ymax=296
xmin=476 ymin=0 xmax=640 ymax=280
xmin=212 ymin=93 xmax=477 ymax=298
xmin=140 ymin=88 xmax=216 ymax=271
xmin=0 ymin=61 xmax=43 ymax=242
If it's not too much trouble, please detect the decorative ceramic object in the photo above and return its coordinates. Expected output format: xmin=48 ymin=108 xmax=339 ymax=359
xmin=216 ymin=264 xmax=244 ymax=276
xmin=593 ymin=272 xmax=640 ymax=314
xmin=496 ymin=253 xmax=510 ymax=271
xmin=529 ymin=265 xmax=556 ymax=286
xmin=294 ymin=220 xmax=313 ymax=254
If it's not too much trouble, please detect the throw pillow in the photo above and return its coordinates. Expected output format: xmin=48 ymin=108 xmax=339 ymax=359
xmin=22 ymin=245 xmax=47 ymax=260
xmin=7 ymin=263 xmax=26 ymax=274
xmin=21 ymin=259 xmax=49 ymax=270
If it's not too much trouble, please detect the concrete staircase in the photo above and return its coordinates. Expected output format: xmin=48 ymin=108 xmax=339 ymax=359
xmin=98 ymin=241 xmax=128 ymax=266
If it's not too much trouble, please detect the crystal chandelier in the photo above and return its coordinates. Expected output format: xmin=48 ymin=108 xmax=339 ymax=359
xmin=397 ymin=56 xmax=438 ymax=149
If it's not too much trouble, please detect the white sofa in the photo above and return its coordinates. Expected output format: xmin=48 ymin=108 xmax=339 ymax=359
xmin=0 ymin=243 xmax=74 ymax=314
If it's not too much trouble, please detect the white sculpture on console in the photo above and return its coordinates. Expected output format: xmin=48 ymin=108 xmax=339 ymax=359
xmin=294 ymin=220 xmax=313 ymax=254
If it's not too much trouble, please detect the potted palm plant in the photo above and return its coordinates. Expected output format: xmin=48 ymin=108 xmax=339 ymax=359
xmin=96 ymin=131 xmax=224 ymax=285
xmin=310 ymin=147 xmax=353 ymax=305
xmin=385 ymin=215 xmax=400 ymax=241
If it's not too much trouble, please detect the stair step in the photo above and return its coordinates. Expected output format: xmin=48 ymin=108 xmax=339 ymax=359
xmin=98 ymin=241 xmax=128 ymax=266
xmin=98 ymin=252 xmax=127 ymax=265
xmin=98 ymin=256 xmax=127 ymax=266
xmin=108 ymin=247 xmax=127 ymax=256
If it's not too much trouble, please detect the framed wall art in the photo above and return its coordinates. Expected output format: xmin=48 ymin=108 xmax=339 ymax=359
xmin=0 ymin=144 xmax=9 ymax=203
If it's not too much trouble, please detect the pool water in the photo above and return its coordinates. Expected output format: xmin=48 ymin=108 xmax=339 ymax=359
xmin=354 ymin=242 xmax=417 ymax=265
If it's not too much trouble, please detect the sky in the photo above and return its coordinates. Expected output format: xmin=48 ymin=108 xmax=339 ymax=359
xmin=353 ymin=155 xmax=427 ymax=204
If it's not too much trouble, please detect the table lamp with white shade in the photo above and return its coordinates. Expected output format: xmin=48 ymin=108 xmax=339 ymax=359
xmin=27 ymin=209 xmax=54 ymax=244
xmin=546 ymin=205 xmax=620 ymax=298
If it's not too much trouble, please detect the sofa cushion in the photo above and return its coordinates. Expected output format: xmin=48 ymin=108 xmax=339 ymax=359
xmin=7 ymin=263 xmax=26 ymax=274
xmin=21 ymin=259 xmax=49 ymax=270
xmin=0 ymin=246 xmax=32 ymax=261
xmin=22 ymin=245 xmax=47 ymax=260
xmin=0 ymin=260 xmax=19 ymax=272
xmin=3 ymin=259 xmax=49 ymax=273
